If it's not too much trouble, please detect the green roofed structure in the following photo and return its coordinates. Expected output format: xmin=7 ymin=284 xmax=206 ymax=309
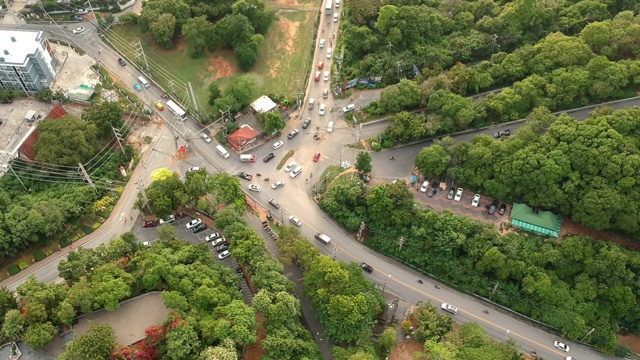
xmin=509 ymin=203 xmax=562 ymax=238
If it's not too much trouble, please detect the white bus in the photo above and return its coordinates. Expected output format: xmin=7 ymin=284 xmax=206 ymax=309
xmin=166 ymin=100 xmax=187 ymax=121
xmin=325 ymin=0 xmax=332 ymax=14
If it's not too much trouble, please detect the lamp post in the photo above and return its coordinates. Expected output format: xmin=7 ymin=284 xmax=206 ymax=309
xmin=382 ymin=274 xmax=391 ymax=293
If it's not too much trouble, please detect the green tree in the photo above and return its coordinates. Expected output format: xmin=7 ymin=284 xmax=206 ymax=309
xmin=163 ymin=322 xmax=201 ymax=360
xmin=355 ymin=152 xmax=372 ymax=174
xmin=23 ymin=322 xmax=57 ymax=350
xmin=207 ymin=82 xmax=222 ymax=107
xmin=183 ymin=16 xmax=213 ymax=57
xmin=150 ymin=13 xmax=177 ymax=49
xmin=200 ymin=338 xmax=238 ymax=360
xmin=232 ymin=0 xmax=276 ymax=35
xmin=59 ymin=321 xmax=116 ymax=360
xmin=0 ymin=287 xmax=18 ymax=315
xmin=378 ymin=327 xmax=397 ymax=356
xmin=81 ymin=101 xmax=124 ymax=138
xmin=225 ymin=75 xmax=256 ymax=108
xmin=33 ymin=115 xmax=99 ymax=166
xmin=1 ymin=309 xmax=25 ymax=340
xmin=214 ymin=14 xmax=254 ymax=48
xmin=135 ymin=172 xmax=186 ymax=219
xmin=235 ymin=37 xmax=261 ymax=72
xmin=415 ymin=145 xmax=451 ymax=178
xmin=377 ymin=79 xmax=422 ymax=113
xmin=158 ymin=224 xmax=178 ymax=242
xmin=263 ymin=111 xmax=286 ymax=135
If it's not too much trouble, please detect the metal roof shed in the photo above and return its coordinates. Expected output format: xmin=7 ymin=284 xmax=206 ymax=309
xmin=509 ymin=203 xmax=562 ymax=238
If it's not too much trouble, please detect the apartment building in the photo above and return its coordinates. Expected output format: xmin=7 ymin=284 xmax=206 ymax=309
xmin=0 ymin=30 xmax=57 ymax=93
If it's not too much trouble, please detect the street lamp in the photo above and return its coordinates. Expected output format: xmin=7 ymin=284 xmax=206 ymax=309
xmin=382 ymin=274 xmax=391 ymax=293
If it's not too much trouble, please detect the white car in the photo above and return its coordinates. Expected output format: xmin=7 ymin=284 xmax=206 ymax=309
xmin=211 ymin=237 xmax=226 ymax=246
xmin=319 ymin=38 xmax=325 ymax=48
xmin=323 ymin=71 xmax=329 ymax=81
xmin=343 ymin=104 xmax=356 ymax=113
xmin=272 ymin=141 xmax=284 ymax=150
xmin=420 ymin=181 xmax=429 ymax=193
xmin=201 ymin=133 xmax=212 ymax=143
xmin=218 ymin=250 xmax=231 ymax=260
xmin=289 ymin=215 xmax=302 ymax=226
xmin=440 ymin=303 xmax=458 ymax=314
xmin=205 ymin=233 xmax=221 ymax=242
xmin=327 ymin=121 xmax=334 ymax=133
xmin=554 ymin=341 xmax=570 ymax=352
xmin=188 ymin=166 xmax=201 ymax=172
xmin=159 ymin=215 xmax=175 ymax=225
xmin=290 ymin=166 xmax=302 ymax=178
xmin=333 ymin=13 xmax=338 ymax=22
xmin=248 ymin=184 xmax=262 ymax=192
xmin=185 ymin=218 xmax=202 ymax=230
xmin=471 ymin=194 xmax=480 ymax=207
xmin=271 ymin=180 xmax=285 ymax=189
xmin=327 ymin=48 xmax=332 ymax=59
xmin=285 ymin=161 xmax=296 ymax=172
xmin=72 ymin=27 xmax=86 ymax=34
xmin=454 ymin=188 xmax=463 ymax=202
xmin=319 ymin=104 xmax=326 ymax=116
xmin=142 ymin=241 xmax=151 ymax=248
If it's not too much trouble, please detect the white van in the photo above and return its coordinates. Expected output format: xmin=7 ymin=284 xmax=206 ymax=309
xmin=216 ymin=145 xmax=230 ymax=158
xmin=240 ymin=154 xmax=256 ymax=163
xmin=335 ymin=0 xmax=340 ymax=7
xmin=137 ymin=76 xmax=150 ymax=88
xmin=315 ymin=233 xmax=331 ymax=244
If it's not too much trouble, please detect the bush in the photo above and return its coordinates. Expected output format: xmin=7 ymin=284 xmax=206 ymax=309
xmin=119 ymin=13 xmax=138 ymax=25
xmin=34 ymin=250 xmax=46 ymax=262
xmin=92 ymin=222 xmax=101 ymax=230
xmin=81 ymin=225 xmax=94 ymax=234
xmin=371 ymin=143 xmax=382 ymax=151
xmin=8 ymin=265 xmax=20 ymax=275
xmin=60 ymin=238 xmax=71 ymax=247
xmin=96 ymin=210 xmax=111 ymax=218
xmin=18 ymin=262 xmax=28 ymax=270
xmin=382 ymin=139 xmax=395 ymax=148
xmin=45 ymin=249 xmax=54 ymax=256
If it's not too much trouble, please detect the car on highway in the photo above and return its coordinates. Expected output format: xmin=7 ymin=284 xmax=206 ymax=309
xmin=285 ymin=161 xmax=296 ymax=172
xmin=263 ymin=153 xmax=275 ymax=163
xmin=447 ymin=187 xmax=455 ymax=200
xmin=289 ymin=215 xmax=302 ymax=226
xmin=327 ymin=121 xmax=334 ymax=132
xmin=323 ymin=89 xmax=329 ymax=99
xmin=313 ymin=152 xmax=321 ymax=162
xmin=554 ymin=341 xmax=569 ymax=352
xmin=489 ymin=200 xmax=499 ymax=215
xmin=248 ymin=184 xmax=262 ymax=192
xmin=185 ymin=218 xmax=202 ymax=230
xmin=271 ymin=180 xmax=285 ymax=189
xmin=117 ymin=58 xmax=127 ymax=66
xmin=314 ymin=71 xmax=321 ymax=82
xmin=440 ymin=303 xmax=458 ymax=314
xmin=72 ymin=27 xmax=86 ymax=34
xmin=319 ymin=39 xmax=325 ymax=48
xmin=192 ymin=223 xmax=207 ymax=234
xmin=201 ymin=133 xmax=212 ymax=143
xmin=133 ymin=83 xmax=143 ymax=92
xmin=188 ymin=166 xmax=201 ymax=172
xmin=287 ymin=129 xmax=300 ymax=139
xmin=211 ymin=237 xmax=226 ymax=246
xmin=159 ymin=215 xmax=175 ymax=225
xmin=215 ymin=243 xmax=230 ymax=253
xmin=302 ymin=118 xmax=311 ymax=129
xmin=154 ymin=101 xmax=164 ymax=111
xmin=317 ymin=62 xmax=324 ymax=70
xmin=420 ymin=181 xmax=429 ymax=193
xmin=323 ymin=71 xmax=329 ymax=81
xmin=205 ymin=232 xmax=222 ymax=242
xmin=268 ymin=198 xmax=280 ymax=209
xmin=319 ymin=104 xmax=326 ymax=116
xmin=290 ymin=167 xmax=302 ymax=178
xmin=237 ymin=172 xmax=252 ymax=181
xmin=359 ymin=262 xmax=373 ymax=273
xmin=454 ymin=188 xmax=463 ymax=202
xmin=272 ymin=140 xmax=284 ymax=150
xmin=471 ymin=194 xmax=480 ymax=207
xmin=333 ymin=13 xmax=338 ymax=22
xmin=498 ymin=203 xmax=507 ymax=215
xmin=326 ymin=48 xmax=332 ymax=59
xmin=218 ymin=250 xmax=232 ymax=260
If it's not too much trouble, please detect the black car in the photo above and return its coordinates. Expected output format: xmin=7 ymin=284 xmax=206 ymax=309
xmin=489 ymin=200 xmax=499 ymax=215
xmin=427 ymin=186 xmax=436 ymax=197
xmin=359 ymin=262 xmax=373 ymax=273
xmin=192 ymin=223 xmax=207 ymax=234
xmin=237 ymin=172 xmax=252 ymax=181
xmin=263 ymin=153 xmax=275 ymax=163
xmin=498 ymin=203 xmax=507 ymax=215
xmin=268 ymin=198 xmax=280 ymax=209
xmin=117 ymin=58 xmax=127 ymax=66
xmin=302 ymin=118 xmax=311 ymax=129
xmin=447 ymin=187 xmax=455 ymax=200
xmin=216 ymin=243 xmax=230 ymax=253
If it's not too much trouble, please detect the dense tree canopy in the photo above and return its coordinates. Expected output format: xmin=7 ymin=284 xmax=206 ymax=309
xmin=33 ymin=115 xmax=100 ymax=166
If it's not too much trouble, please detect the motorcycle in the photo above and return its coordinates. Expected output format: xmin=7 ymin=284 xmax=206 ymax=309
xmin=434 ymin=284 xmax=441 ymax=289
xmin=390 ymin=156 xmax=396 ymax=160
xmin=264 ymin=177 xmax=270 ymax=181
xmin=417 ymin=279 xmax=423 ymax=284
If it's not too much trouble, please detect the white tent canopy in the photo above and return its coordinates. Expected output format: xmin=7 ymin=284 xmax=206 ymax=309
xmin=250 ymin=95 xmax=277 ymax=114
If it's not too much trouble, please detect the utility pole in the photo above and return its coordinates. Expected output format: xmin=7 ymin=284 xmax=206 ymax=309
xmin=580 ymin=328 xmax=595 ymax=342
xmin=111 ymin=125 xmax=126 ymax=154
xmin=187 ymin=81 xmax=200 ymax=119
xmin=356 ymin=221 xmax=365 ymax=242
xmin=8 ymin=163 xmax=28 ymax=192
xmin=295 ymin=79 xmax=301 ymax=110
xmin=398 ymin=236 xmax=405 ymax=251
xmin=77 ymin=163 xmax=96 ymax=190
xmin=382 ymin=274 xmax=391 ymax=293
xmin=332 ymin=245 xmax=338 ymax=260
xmin=135 ymin=180 xmax=153 ymax=213
xmin=133 ymin=38 xmax=150 ymax=73
xmin=168 ymin=80 xmax=176 ymax=98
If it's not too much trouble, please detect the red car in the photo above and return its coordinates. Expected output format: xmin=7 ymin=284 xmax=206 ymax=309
xmin=314 ymin=71 xmax=321 ymax=82
xmin=317 ymin=62 xmax=324 ymax=70
xmin=313 ymin=152 xmax=321 ymax=162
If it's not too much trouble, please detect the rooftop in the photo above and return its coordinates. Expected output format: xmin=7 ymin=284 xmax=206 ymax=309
xmin=510 ymin=203 xmax=562 ymax=237
xmin=0 ymin=30 xmax=44 ymax=66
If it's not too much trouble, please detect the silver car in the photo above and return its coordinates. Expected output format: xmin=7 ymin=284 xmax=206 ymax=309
xmin=289 ymin=215 xmax=302 ymax=226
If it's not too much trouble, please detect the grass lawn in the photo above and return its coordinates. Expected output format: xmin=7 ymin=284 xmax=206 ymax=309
xmin=106 ymin=5 xmax=316 ymax=116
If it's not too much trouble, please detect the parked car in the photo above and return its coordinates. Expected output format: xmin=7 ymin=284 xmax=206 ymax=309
xmin=447 ymin=187 xmax=455 ymax=200
xmin=201 ymin=133 xmax=212 ymax=143
xmin=154 ymin=101 xmax=164 ymax=110
xmin=185 ymin=218 xmax=202 ymax=230
xmin=248 ymin=184 xmax=262 ymax=192
xmin=159 ymin=215 xmax=175 ymax=225
xmin=205 ymin=233 xmax=222 ymax=242
xmin=272 ymin=140 xmax=284 ymax=150
xmin=211 ymin=237 xmax=226 ymax=246
xmin=142 ymin=219 xmax=158 ymax=228
xmin=302 ymin=118 xmax=311 ymax=129
xmin=237 ymin=172 xmax=253 ymax=181
xmin=142 ymin=241 xmax=151 ymax=248
xmin=268 ymin=198 xmax=280 ymax=209
xmin=271 ymin=180 xmax=285 ymax=189
xmin=285 ymin=161 xmax=296 ymax=172
xmin=359 ymin=262 xmax=373 ymax=273
xmin=117 ymin=58 xmax=127 ymax=66
xmin=420 ymin=181 xmax=429 ymax=193
xmin=289 ymin=215 xmax=302 ymax=226
xmin=327 ymin=121 xmax=334 ymax=132
xmin=489 ymin=200 xmax=499 ymax=215
xmin=290 ymin=167 xmax=302 ymax=178
xmin=553 ymin=341 xmax=569 ymax=352
xmin=454 ymin=188 xmax=463 ymax=202
xmin=343 ymin=104 xmax=356 ymax=113
xmin=215 ymin=243 xmax=230 ymax=253
xmin=263 ymin=153 xmax=275 ymax=163
xmin=218 ymin=250 xmax=232 ymax=260
xmin=440 ymin=303 xmax=458 ymax=314
xmin=188 ymin=166 xmax=201 ymax=172
xmin=498 ymin=203 xmax=507 ymax=215
xmin=192 ymin=223 xmax=207 ymax=234
xmin=427 ymin=186 xmax=436 ymax=197
xmin=72 ymin=26 xmax=86 ymax=34
xmin=358 ymin=173 xmax=370 ymax=183
xmin=313 ymin=152 xmax=321 ymax=162
xmin=471 ymin=194 xmax=480 ymax=207
xmin=287 ymin=129 xmax=300 ymax=139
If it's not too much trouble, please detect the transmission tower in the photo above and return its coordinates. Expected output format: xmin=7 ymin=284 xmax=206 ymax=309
xmin=133 ymin=38 xmax=150 ymax=73
xmin=111 ymin=126 xmax=126 ymax=154
xmin=77 ymin=163 xmax=96 ymax=190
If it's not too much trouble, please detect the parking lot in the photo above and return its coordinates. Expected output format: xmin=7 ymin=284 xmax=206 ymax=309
xmin=132 ymin=214 xmax=254 ymax=304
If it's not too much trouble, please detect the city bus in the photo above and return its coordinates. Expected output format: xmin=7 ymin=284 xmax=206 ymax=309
xmin=325 ymin=0 xmax=332 ymax=14
xmin=166 ymin=100 xmax=187 ymax=121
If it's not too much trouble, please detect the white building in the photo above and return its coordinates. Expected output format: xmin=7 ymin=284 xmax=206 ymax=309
xmin=0 ymin=30 xmax=57 ymax=93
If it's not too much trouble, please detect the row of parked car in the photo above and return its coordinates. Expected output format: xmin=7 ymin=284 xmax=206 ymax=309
xmin=186 ymin=218 xmax=231 ymax=260
xmin=448 ymin=188 xmax=507 ymax=215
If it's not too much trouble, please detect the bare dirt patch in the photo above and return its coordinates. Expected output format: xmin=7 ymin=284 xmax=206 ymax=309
xmin=207 ymin=53 xmax=236 ymax=80
xmin=268 ymin=16 xmax=301 ymax=77
xmin=390 ymin=338 xmax=424 ymax=360
xmin=560 ymin=218 xmax=640 ymax=251
xmin=243 ymin=312 xmax=266 ymax=360
xmin=617 ymin=333 xmax=640 ymax=354
xmin=270 ymin=0 xmax=313 ymax=7
xmin=155 ymin=36 xmax=187 ymax=55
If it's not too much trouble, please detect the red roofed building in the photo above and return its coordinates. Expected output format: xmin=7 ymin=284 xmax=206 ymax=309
xmin=227 ymin=125 xmax=259 ymax=151
xmin=17 ymin=104 xmax=67 ymax=161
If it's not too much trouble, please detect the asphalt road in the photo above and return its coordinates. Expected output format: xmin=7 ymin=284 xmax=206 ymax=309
xmin=3 ymin=17 xmax=632 ymax=360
